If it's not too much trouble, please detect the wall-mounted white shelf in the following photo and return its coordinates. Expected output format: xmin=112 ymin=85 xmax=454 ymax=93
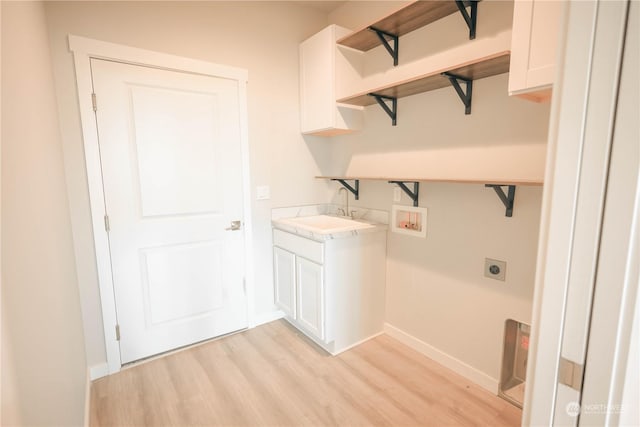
xmin=337 ymin=0 xmax=478 ymax=66
xmin=336 ymin=51 xmax=510 ymax=121
xmin=319 ymin=175 xmax=543 ymax=217
xmin=319 ymin=175 xmax=543 ymax=186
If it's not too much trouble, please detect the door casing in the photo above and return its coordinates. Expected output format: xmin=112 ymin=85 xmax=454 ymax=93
xmin=523 ymin=1 xmax=638 ymax=424
xmin=69 ymin=35 xmax=254 ymax=375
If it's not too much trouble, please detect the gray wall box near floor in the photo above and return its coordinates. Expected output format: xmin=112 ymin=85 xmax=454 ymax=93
xmin=499 ymin=319 xmax=530 ymax=408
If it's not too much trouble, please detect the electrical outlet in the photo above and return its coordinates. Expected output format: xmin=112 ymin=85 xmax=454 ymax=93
xmin=393 ymin=187 xmax=401 ymax=202
xmin=484 ymin=258 xmax=506 ymax=281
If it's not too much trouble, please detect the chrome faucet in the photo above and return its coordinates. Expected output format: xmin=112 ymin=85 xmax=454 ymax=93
xmin=338 ymin=187 xmax=349 ymax=217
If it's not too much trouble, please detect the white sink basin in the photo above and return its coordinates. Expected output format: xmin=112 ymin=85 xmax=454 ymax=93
xmin=275 ymin=215 xmax=374 ymax=234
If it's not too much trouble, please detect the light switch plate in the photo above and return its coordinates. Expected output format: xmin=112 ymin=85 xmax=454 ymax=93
xmin=485 ymin=258 xmax=507 ymax=281
xmin=256 ymin=185 xmax=270 ymax=200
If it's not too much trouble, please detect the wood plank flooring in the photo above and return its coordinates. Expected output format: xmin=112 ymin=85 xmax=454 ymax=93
xmin=90 ymin=320 xmax=522 ymax=426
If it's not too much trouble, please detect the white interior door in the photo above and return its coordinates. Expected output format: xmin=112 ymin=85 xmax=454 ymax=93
xmin=91 ymin=58 xmax=247 ymax=364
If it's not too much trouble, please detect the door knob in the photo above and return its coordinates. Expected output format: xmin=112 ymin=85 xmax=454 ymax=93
xmin=225 ymin=220 xmax=242 ymax=231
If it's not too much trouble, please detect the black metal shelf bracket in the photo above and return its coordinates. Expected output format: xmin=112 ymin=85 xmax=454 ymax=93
xmin=485 ymin=184 xmax=516 ymax=217
xmin=369 ymin=93 xmax=397 ymax=126
xmin=389 ymin=181 xmax=420 ymax=207
xmin=455 ymin=0 xmax=478 ymax=40
xmin=442 ymin=72 xmax=473 ymax=115
xmin=332 ymin=179 xmax=360 ymax=200
xmin=369 ymin=26 xmax=399 ymax=66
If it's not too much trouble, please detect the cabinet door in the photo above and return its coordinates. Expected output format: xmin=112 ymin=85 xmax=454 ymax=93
xmin=273 ymin=247 xmax=296 ymax=318
xmin=296 ymin=257 xmax=325 ymax=341
xmin=300 ymin=25 xmax=334 ymax=133
xmin=299 ymin=25 xmax=362 ymax=136
xmin=509 ymin=0 xmax=563 ymax=101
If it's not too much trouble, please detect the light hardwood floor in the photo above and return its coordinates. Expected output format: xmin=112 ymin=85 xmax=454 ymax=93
xmin=90 ymin=320 xmax=522 ymax=426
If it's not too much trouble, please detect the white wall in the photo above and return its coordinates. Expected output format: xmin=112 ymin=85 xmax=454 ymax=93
xmin=38 ymin=0 xmax=549 ymax=392
xmin=43 ymin=1 xmax=332 ymax=371
xmin=327 ymin=1 xmax=550 ymax=388
xmin=328 ymin=1 xmax=411 ymax=30
xmin=1 ymin=1 xmax=87 ymax=424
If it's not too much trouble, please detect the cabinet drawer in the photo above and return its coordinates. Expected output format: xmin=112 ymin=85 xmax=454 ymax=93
xmin=273 ymin=229 xmax=324 ymax=264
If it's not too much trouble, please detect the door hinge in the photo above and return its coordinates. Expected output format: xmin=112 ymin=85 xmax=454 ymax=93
xmin=115 ymin=324 xmax=120 ymax=341
xmin=243 ymin=278 xmax=247 ymax=294
xmin=559 ymin=357 xmax=584 ymax=391
xmin=91 ymin=93 xmax=97 ymax=112
xmin=104 ymin=215 xmax=110 ymax=232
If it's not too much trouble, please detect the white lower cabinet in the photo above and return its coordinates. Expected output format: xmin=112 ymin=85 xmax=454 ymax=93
xmin=272 ymin=228 xmax=386 ymax=355
xmin=273 ymin=246 xmax=296 ymax=319
xmin=296 ymin=257 xmax=325 ymax=341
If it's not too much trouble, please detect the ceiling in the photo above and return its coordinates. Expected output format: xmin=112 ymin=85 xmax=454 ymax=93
xmin=290 ymin=1 xmax=347 ymax=13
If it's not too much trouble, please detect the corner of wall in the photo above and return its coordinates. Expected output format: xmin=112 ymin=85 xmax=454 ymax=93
xmin=84 ymin=368 xmax=92 ymax=427
xmin=384 ymin=323 xmax=499 ymax=394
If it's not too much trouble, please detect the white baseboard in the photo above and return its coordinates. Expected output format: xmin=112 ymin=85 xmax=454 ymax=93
xmin=384 ymin=323 xmax=499 ymax=394
xmin=89 ymin=363 xmax=109 ymax=381
xmin=250 ymin=309 xmax=285 ymax=328
xmin=84 ymin=368 xmax=91 ymax=427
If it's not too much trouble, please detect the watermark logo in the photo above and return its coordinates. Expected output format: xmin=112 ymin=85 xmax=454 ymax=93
xmin=566 ymin=401 xmax=624 ymax=417
xmin=566 ymin=401 xmax=581 ymax=417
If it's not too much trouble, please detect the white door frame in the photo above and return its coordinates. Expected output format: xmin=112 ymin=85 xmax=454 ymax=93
xmin=69 ymin=35 xmax=254 ymax=375
xmin=524 ymin=1 xmax=637 ymax=424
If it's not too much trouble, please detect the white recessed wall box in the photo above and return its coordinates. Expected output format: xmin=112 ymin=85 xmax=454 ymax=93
xmin=391 ymin=205 xmax=428 ymax=238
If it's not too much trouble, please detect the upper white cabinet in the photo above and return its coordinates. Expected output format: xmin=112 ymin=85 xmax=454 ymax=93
xmin=509 ymin=0 xmax=563 ymax=102
xmin=299 ymin=25 xmax=363 ymax=136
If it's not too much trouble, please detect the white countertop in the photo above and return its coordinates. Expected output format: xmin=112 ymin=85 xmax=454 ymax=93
xmin=272 ymin=214 xmax=387 ymax=241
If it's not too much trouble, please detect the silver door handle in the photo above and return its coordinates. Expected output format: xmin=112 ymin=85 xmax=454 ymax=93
xmin=225 ymin=220 xmax=242 ymax=231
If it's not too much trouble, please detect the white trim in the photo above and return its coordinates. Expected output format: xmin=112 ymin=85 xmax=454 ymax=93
xmin=384 ymin=323 xmax=499 ymax=394
xmin=70 ymin=41 xmax=120 ymax=375
xmin=522 ymin=2 xmax=573 ymax=424
xmin=89 ymin=363 xmax=109 ymax=381
xmin=251 ymin=310 xmax=285 ymax=328
xmin=68 ymin=35 xmax=247 ymax=81
xmin=84 ymin=368 xmax=91 ymax=427
xmin=69 ymin=35 xmax=252 ymax=375
xmin=238 ymin=80 xmax=258 ymax=330
xmin=524 ymin=2 xmax=634 ymax=424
